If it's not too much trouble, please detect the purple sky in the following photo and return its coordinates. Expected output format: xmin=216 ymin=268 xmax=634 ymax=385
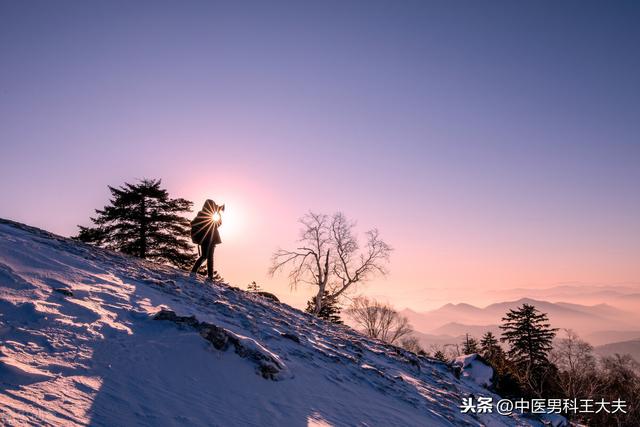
xmin=1 ymin=1 xmax=639 ymax=310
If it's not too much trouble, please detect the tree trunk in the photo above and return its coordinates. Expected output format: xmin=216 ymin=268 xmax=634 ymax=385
xmin=313 ymin=249 xmax=331 ymax=315
xmin=139 ymin=196 xmax=147 ymax=259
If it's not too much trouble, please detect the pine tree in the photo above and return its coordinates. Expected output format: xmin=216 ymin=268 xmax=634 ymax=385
xmin=196 ymin=267 xmax=225 ymax=282
xmin=76 ymin=179 xmax=196 ymax=269
xmin=461 ymin=334 xmax=480 ymax=354
xmin=499 ymin=304 xmax=557 ymax=370
xmin=210 ymin=270 xmax=225 ymax=282
xmin=432 ymin=350 xmax=447 ymax=362
xmin=480 ymin=331 xmax=502 ymax=362
xmin=477 ymin=331 xmax=520 ymax=398
xmin=305 ymin=291 xmax=342 ymax=324
xmin=247 ymin=281 xmax=261 ymax=292
xmin=499 ymin=303 xmax=559 ymax=398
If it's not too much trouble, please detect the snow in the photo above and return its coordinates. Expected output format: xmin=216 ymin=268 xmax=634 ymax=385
xmin=538 ymin=413 xmax=568 ymax=427
xmin=452 ymin=354 xmax=494 ymax=388
xmin=0 ymin=219 xmax=554 ymax=426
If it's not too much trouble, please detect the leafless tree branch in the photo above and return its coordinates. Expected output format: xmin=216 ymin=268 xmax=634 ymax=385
xmin=269 ymin=211 xmax=392 ymax=316
xmin=346 ymin=296 xmax=412 ymax=345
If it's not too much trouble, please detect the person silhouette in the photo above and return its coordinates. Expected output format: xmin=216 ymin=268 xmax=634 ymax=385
xmin=190 ymin=199 xmax=224 ymax=279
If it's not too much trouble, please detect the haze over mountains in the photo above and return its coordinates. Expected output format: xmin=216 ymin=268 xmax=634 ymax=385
xmin=479 ymin=285 xmax=640 ymax=312
xmin=403 ymin=283 xmax=640 ymax=314
xmin=595 ymin=339 xmax=640 ymax=363
xmin=402 ymin=296 xmax=640 ymax=348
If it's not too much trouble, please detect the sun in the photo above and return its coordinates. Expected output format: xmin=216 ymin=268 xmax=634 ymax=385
xmin=190 ymin=186 xmax=248 ymax=241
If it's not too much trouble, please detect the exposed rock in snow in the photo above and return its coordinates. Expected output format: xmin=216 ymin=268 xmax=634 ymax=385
xmin=0 ymin=219 xmax=555 ymax=426
xmin=154 ymin=309 xmax=289 ymax=380
xmin=452 ymin=354 xmax=495 ymax=388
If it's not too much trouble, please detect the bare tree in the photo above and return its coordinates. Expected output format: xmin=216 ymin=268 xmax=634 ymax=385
xmin=593 ymin=354 xmax=640 ymax=427
xmin=400 ymin=336 xmax=425 ymax=355
xmin=444 ymin=343 xmax=462 ymax=359
xmin=346 ymin=296 xmax=412 ymax=345
xmin=550 ymin=329 xmax=599 ymax=399
xmin=270 ymin=212 xmax=391 ymax=315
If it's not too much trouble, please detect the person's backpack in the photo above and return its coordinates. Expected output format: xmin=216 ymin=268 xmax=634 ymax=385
xmin=190 ymin=210 xmax=212 ymax=245
xmin=190 ymin=199 xmax=224 ymax=245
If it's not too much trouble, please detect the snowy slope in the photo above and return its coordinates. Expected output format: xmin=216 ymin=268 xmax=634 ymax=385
xmin=0 ymin=219 xmax=551 ymax=426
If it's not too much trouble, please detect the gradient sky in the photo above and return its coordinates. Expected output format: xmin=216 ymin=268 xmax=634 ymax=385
xmin=1 ymin=1 xmax=639 ymax=311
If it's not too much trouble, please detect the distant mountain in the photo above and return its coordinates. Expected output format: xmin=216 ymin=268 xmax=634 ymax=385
xmin=430 ymin=322 xmax=500 ymax=338
xmin=410 ymin=330 xmax=463 ymax=349
xmin=587 ymin=330 xmax=640 ymax=346
xmin=554 ymin=302 xmax=624 ymax=318
xmin=481 ymin=285 xmax=640 ymax=310
xmin=402 ymin=297 xmax=640 ymax=346
xmin=595 ymin=339 xmax=640 ymax=363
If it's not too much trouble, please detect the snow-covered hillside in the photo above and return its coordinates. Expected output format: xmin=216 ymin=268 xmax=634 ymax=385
xmin=0 ymin=219 xmax=553 ymax=426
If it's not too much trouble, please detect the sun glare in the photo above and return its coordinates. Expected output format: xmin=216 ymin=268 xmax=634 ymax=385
xmin=216 ymin=201 xmax=243 ymax=240
xmin=192 ymin=192 xmax=246 ymax=241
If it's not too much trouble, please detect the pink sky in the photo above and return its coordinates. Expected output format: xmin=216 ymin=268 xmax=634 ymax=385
xmin=1 ymin=1 xmax=639 ymax=311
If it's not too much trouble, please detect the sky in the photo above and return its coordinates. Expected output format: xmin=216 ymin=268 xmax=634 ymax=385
xmin=1 ymin=1 xmax=639 ymax=311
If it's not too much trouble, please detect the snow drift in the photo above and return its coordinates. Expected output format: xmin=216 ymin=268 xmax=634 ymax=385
xmin=0 ymin=219 xmax=555 ymax=426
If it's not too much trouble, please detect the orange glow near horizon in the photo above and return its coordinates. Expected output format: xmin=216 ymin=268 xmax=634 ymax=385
xmin=172 ymin=173 xmax=640 ymax=313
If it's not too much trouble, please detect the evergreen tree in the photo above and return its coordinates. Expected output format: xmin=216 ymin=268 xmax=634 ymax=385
xmin=480 ymin=331 xmax=503 ymax=362
xmin=476 ymin=332 xmax=520 ymax=398
xmin=499 ymin=304 xmax=558 ymax=396
xmin=247 ymin=281 xmax=261 ymax=292
xmin=210 ymin=270 xmax=225 ymax=282
xmin=305 ymin=291 xmax=342 ymax=324
xmin=76 ymin=179 xmax=196 ymax=269
xmin=196 ymin=268 xmax=225 ymax=282
xmin=432 ymin=350 xmax=447 ymax=362
xmin=461 ymin=334 xmax=480 ymax=354
xmin=499 ymin=304 xmax=557 ymax=369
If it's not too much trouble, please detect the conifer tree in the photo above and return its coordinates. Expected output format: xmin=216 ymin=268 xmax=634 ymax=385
xmin=305 ymin=291 xmax=343 ymax=324
xmin=210 ymin=270 xmax=225 ymax=282
xmin=499 ymin=304 xmax=559 ymax=397
xmin=76 ymin=179 xmax=196 ymax=269
xmin=194 ymin=265 xmax=226 ymax=281
xmin=247 ymin=281 xmax=261 ymax=292
xmin=499 ymin=304 xmax=557 ymax=370
xmin=432 ymin=350 xmax=447 ymax=362
xmin=480 ymin=331 xmax=502 ymax=362
xmin=461 ymin=334 xmax=480 ymax=354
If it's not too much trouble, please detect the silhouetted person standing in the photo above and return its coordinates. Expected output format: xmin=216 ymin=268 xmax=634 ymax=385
xmin=190 ymin=199 xmax=224 ymax=279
